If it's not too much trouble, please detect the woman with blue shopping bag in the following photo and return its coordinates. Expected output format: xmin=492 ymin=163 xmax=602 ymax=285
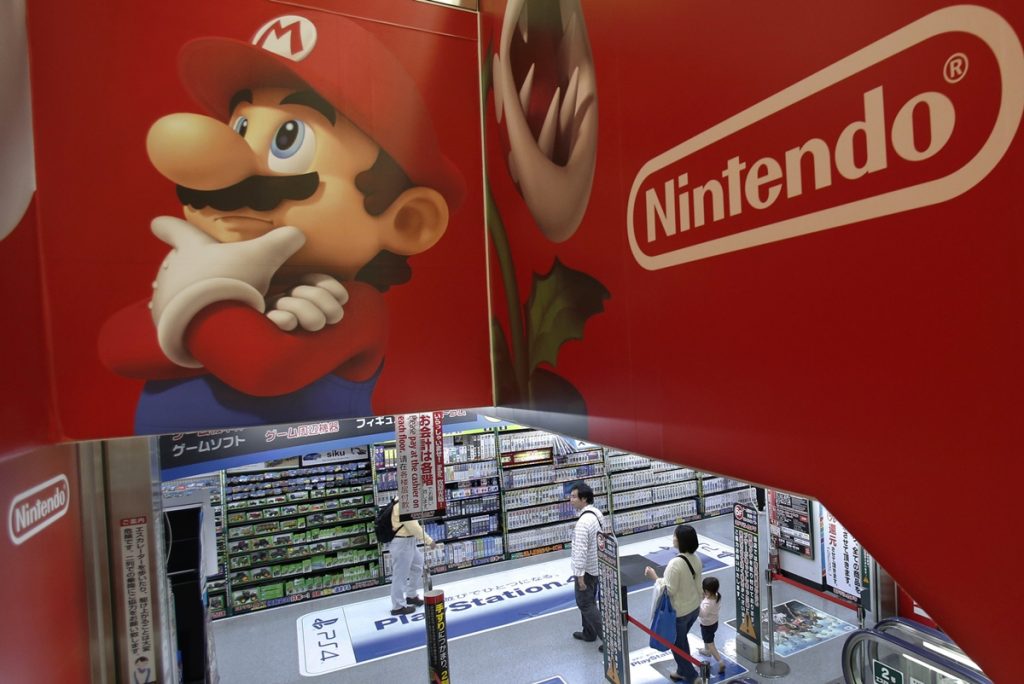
xmin=645 ymin=524 xmax=703 ymax=683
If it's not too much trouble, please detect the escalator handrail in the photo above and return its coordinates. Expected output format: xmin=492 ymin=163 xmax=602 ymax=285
xmin=874 ymin=616 xmax=987 ymax=677
xmin=841 ymin=628 xmax=993 ymax=684
xmin=875 ymin=616 xmax=955 ymax=647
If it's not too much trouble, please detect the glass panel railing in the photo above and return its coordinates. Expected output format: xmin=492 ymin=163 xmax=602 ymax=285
xmin=842 ymin=627 xmax=992 ymax=684
xmin=874 ymin=618 xmax=986 ymax=678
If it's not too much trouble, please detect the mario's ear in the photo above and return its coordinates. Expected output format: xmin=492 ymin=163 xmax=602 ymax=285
xmin=379 ymin=187 xmax=449 ymax=256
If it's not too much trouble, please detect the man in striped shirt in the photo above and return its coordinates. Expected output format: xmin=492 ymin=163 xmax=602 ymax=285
xmin=569 ymin=482 xmax=605 ymax=648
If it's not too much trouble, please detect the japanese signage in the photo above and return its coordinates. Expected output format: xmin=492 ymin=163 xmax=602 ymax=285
xmin=822 ymin=507 xmax=862 ymax=603
xmin=733 ymin=503 xmax=762 ymax=654
xmin=297 ymin=606 xmax=356 ymax=676
xmin=159 ymin=411 xmax=477 ymax=472
xmin=425 ymin=590 xmax=450 ymax=683
xmin=396 ymin=411 xmax=446 ymax=519
xmin=597 ymin=532 xmax=628 ymax=684
xmin=120 ymin=517 xmax=155 ymax=684
xmin=873 ymin=659 xmax=904 ymax=684
xmin=301 ymin=446 xmax=370 ymax=467
xmin=775 ymin=492 xmax=814 ymax=559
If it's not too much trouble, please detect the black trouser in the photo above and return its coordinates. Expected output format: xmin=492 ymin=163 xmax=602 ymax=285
xmin=574 ymin=572 xmax=603 ymax=640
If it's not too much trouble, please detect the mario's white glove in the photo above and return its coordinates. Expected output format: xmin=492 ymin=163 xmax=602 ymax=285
xmin=266 ymin=274 xmax=349 ymax=332
xmin=148 ymin=216 xmax=305 ymax=368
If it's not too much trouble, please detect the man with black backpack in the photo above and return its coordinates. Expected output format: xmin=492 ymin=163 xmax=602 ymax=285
xmin=569 ymin=482 xmax=605 ymax=649
xmin=379 ymin=498 xmax=436 ymax=616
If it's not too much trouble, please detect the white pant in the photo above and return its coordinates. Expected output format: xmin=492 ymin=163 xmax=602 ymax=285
xmin=389 ymin=536 xmax=424 ymax=609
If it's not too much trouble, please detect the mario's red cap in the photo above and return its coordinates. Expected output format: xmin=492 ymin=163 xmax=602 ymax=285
xmin=177 ymin=13 xmax=464 ymax=208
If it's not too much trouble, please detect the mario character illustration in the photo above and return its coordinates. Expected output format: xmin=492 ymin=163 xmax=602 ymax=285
xmin=99 ymin=13 xmax=463 ymax=434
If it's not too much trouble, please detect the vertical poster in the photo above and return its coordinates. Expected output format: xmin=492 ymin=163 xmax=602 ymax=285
xmin=766 ymin=489 xmax=780 ymax=573
xmin=597 ymin=532 xmax=627 ymax=684
xmin=775 ymin=492 xmax=814 ymax=559
xmin=120 ymin=517 xmax=155 ymax=684
xmin=396 ymin=411 xmax=446 ymax=519
xmin=822 ymin=507 xmax=861 ymax=602
xmin=732 ymin=503 xmax=762 ymax=659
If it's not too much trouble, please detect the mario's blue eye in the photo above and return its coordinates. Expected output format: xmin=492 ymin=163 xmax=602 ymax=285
xmin=232 ymin=116 xmax=248 ymax=137
xmin=268 ymin=120 xmax=316 ymax=173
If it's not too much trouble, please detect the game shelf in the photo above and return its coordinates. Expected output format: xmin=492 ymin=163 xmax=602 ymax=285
xmin=222 ymin=452 xmax=379 ymax=615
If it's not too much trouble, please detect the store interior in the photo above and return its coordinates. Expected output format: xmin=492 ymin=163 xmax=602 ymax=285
xmin=154 ymin=410 xmax=980 ymax=684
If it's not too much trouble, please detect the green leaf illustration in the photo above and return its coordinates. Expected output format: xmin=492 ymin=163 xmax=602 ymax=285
xmin=525 ymin=258 xmax=610 ymax=372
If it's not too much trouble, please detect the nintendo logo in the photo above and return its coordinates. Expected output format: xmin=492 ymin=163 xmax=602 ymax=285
xmin=628 ymin=5 xmax=1024 ymax=269
xmin=8 ymin=474 xmax=70 ymax=545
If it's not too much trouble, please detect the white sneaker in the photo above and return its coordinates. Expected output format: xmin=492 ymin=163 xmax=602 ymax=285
xmin=697 ymin=647 xmax=710 ymax=656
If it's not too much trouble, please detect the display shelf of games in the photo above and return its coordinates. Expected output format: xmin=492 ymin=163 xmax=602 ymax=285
xmin=222 ymin=452 xmax=380 ymax=615
xmin=700 ymin=475 xmax=757 ymax=516
xmin=605 ymin=450 xmax=701 ymax=536
xmin=499 ymin=430 xmax=609 ymax=559
xmin=160 ymin=472 xmax=229 ymax=618
xmin=377 ymin=432 xmax=506 ymax=578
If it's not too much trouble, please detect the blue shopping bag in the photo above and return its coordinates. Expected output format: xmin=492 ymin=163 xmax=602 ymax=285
xmin=649 ymin=588 xmax=677 ymax=651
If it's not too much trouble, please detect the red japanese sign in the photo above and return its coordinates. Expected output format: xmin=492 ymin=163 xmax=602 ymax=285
xmin=396 ymin=411 xmax=446 ymax=519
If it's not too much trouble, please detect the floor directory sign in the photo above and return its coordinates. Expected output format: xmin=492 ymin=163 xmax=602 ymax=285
xmin=733 ymin=503 xmax=763 ymax=662
xmin=597 ymin=532 xmax=629 ymax=684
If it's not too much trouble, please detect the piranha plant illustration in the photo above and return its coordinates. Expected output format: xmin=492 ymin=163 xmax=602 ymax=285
xmin=485 ymin=0 xmax=608 ymax=424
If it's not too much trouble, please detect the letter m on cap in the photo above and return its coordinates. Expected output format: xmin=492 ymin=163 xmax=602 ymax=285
xmin=252 ymin=15 xmax=317 ymax=61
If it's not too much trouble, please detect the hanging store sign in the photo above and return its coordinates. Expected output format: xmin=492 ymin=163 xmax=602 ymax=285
xmin=396 ymin=411 xmax=446 ymax=519
xmin=159 ymin=411 xmax=477 ymax=473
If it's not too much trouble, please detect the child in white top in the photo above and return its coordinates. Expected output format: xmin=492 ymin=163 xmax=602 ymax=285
xmin=697 ymin=576 xmax=726 ymax=673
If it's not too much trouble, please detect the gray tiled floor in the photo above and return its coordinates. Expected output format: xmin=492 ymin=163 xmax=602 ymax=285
xmin=211 ymin=513 xmax=860 ymax=683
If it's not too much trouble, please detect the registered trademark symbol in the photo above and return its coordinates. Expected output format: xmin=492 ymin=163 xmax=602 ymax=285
xmin=944 ymin=52 xmax=968 ymax=83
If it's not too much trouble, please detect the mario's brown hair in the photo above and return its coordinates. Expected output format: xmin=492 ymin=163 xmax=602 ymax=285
xmin=353 ymin=149 xmax=415 ymax=292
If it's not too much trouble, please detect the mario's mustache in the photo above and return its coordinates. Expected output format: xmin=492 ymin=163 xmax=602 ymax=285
xmin=176 ymin=172 xmax=320 ymax=212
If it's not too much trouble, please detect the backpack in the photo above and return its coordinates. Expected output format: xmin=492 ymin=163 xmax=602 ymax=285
xmin=374 ymin=498 xmax=403 ymax=544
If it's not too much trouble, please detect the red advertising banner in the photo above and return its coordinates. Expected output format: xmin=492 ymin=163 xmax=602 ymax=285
xmin=0 ymin=445 xmax=90 ymax=684
xmin=479 ymin=2 xmax=1023 ymax=680
xmin=396 ymin=411 xmax=446 ymax=519
xmin=24 ymin=0 xmax=490 ymax=440
xmin=0 ymin=1 xmax=53 ymax=455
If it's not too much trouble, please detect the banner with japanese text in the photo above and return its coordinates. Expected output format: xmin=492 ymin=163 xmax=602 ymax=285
xmin=396 ymin=411 xmax=445 ymax=519
xmin=821 ymin=507 xmax=862 ymax=603
xmin=732 ymin=503 xmax=762 ymax=656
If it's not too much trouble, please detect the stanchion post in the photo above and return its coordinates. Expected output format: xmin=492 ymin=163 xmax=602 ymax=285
xmin=699 ymin=660 xmax=711 ymax=682
xmin=755 ymin=570 xmax=790 ymax=679
xmin=424 ymin=589 xmax=449 ymax=683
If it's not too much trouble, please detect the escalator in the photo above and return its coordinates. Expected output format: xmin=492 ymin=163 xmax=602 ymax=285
xmin=841 ymin=617 xmax=990 ymax=683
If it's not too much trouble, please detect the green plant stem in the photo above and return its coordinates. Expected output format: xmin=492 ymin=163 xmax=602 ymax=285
xmin=485 ymin=187 xmax=528 ymax=400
